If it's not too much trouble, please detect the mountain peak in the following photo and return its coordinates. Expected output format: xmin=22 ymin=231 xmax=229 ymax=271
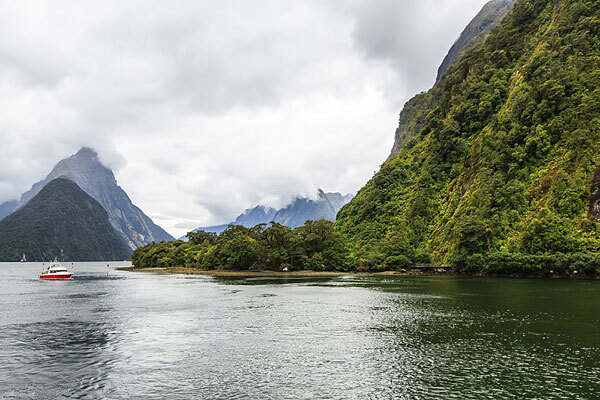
xmin=187 ymin=189 xmax=353 ymax=237
xmin=0 ymin=177 xmax=130 ymax=261
xmin=0 ymin=147 xmax=174 ymax=249
xmin=75 ymin=146 xmax=98 ymax=158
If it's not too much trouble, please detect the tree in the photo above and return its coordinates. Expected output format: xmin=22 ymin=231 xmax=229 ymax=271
xmin=186 ymin=230 xmax=217 ymax=246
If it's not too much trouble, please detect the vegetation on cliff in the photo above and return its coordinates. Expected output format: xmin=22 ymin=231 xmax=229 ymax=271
xmin=337 ymin=0 xmax=600 ymax=272
xmin=390 ymin=0 xmax=517 ymax=161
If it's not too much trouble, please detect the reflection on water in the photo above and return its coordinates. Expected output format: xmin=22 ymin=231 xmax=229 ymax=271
xmin=2 ymin=320 xmax=114 ymax=399
xmin=0 ymin=263 xmax=599 ymax=399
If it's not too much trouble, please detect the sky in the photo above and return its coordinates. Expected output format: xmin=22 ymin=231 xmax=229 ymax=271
xmin=0 ymin=0 xmax=490 ymax=237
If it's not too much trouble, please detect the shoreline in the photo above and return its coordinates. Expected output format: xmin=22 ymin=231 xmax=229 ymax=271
xmin=116 ymin=266 xmax=442 ymax=277
xmin=117 ymin=266 xmax=600 ymax=279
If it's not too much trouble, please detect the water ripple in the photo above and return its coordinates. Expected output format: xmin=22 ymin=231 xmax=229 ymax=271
xmin=1 ymin=263 xmax=599 ymax=399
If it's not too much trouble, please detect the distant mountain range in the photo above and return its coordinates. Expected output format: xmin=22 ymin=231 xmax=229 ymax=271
xmin=0 ymin=147 xmax=174 ymax=250
xmin=0 ymin=178 xmax=130 ymax=262
xmin=187 ymin=189 xmax=353 ymax=236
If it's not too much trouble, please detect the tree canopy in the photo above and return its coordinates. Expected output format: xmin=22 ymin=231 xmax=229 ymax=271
xmin=132 ymin=220 xmax=350 ymax=271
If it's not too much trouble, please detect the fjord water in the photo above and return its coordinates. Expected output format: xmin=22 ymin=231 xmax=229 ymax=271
xmin=1 ymin=263 xmax=599 ymax=399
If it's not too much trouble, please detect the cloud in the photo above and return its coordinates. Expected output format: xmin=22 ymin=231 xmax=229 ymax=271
xmin=349 ymin=0 xmax=490 ymax=97
xmin=0 ymin=0 xmax=489 ymax=237
xmin=174 ymin=221 xmax=204 ymax=230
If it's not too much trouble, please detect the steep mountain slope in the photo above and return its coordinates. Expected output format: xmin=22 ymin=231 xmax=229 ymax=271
xmin=436 ymin=0 xmax=517 ymax=82
xmin=0 ymin=147 xmax=174 ymax=249
xmin=338 ymin=0 xmax=600 ymax=269
xmin=0 ymin=178 xmax=130 ymax=261
xmin=191 ymin=190 xmax=352 ymax=235
xmin=388 ymin=0 xmax=516 ymax=161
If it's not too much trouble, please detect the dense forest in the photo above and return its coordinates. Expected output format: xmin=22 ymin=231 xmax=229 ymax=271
xmin=337 ymin=0 xmax=600 ymax=273
xmin=133 ymin=0 xmax=600 ymax=276
xmin=132 ymin=220 xmax=350 ymax=271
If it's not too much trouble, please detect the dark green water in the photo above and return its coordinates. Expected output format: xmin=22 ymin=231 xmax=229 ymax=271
xmin=1 ymin=262 xmax=599 ymax=399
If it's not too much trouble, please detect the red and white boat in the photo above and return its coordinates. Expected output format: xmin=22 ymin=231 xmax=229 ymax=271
xmin=40 ymin=261 xmax=73 ymax=280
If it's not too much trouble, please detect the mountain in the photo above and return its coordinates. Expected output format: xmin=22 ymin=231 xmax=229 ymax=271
xmin=190 ymin=190 xmax=353 ymax=235
xmin=388 ymin=0 xmax=516 ymax=162
xmin=195 ymin=205 xmax=277 ymax=234
xmin=338 ymin=0 xmax=600 ymax=270
xmin=0 ymin=200 xmax=17 ymax=221
xmin=272 ymin=190 xmax=352 ymax=228
xmin=0 ymin=147 xmax=174 ymax=249
xmin=436 ymin=0 xmax=517 ymax=83
xmin=0 ymin=178 xmax=130 ymax=261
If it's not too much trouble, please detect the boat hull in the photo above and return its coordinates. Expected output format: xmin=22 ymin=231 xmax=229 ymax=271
xmin=40 ymin=274 xmax=72 ymax=280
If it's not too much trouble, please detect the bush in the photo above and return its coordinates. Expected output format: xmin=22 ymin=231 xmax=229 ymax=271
xmin=385 ymin=255 xmax=413 ymax=271
xmin=456 ymin=252 xmax=600 ymax=276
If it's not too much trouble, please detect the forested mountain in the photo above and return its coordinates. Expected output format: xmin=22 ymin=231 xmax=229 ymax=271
xmin=191 ymin=190 xmax=352 ymax=235
xmin=338 ymin=0 xmax=600 ymax=271
xmin=389 ymin=0 xmax=516 ymax=161
xmin=0 ymin=147 xmax=173 ymax=249
xmin=0 ymin=178 xmax=130 ymax=261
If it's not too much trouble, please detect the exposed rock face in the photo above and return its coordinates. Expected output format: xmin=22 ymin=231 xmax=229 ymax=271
xmin=0 ymin=147 xmax=173 ymax=249
xmin=0 ymin=178 xmax=131 ymax=261
xmin=236 ymin=205 xmax=278 ymax=227
xmin=388 ymin=0 xmax=516 ymax=162
xmin=189 ymin=190 xmax=353 ymax=235
xmin=387 ymin=91 xmax=437 ymax=162
xmin=436 ymin=0 xmax=516 ymax=82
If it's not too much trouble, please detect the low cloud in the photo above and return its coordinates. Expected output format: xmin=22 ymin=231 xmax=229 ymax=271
xmin=349 ymin=0 xmax=491 ymax=99
xmin=0 ymin=0 xmax=489 ymax=237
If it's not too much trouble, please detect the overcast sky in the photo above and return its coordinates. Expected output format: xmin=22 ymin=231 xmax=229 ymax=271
xmin=0 ymin=0 xmax=490 ymax=237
